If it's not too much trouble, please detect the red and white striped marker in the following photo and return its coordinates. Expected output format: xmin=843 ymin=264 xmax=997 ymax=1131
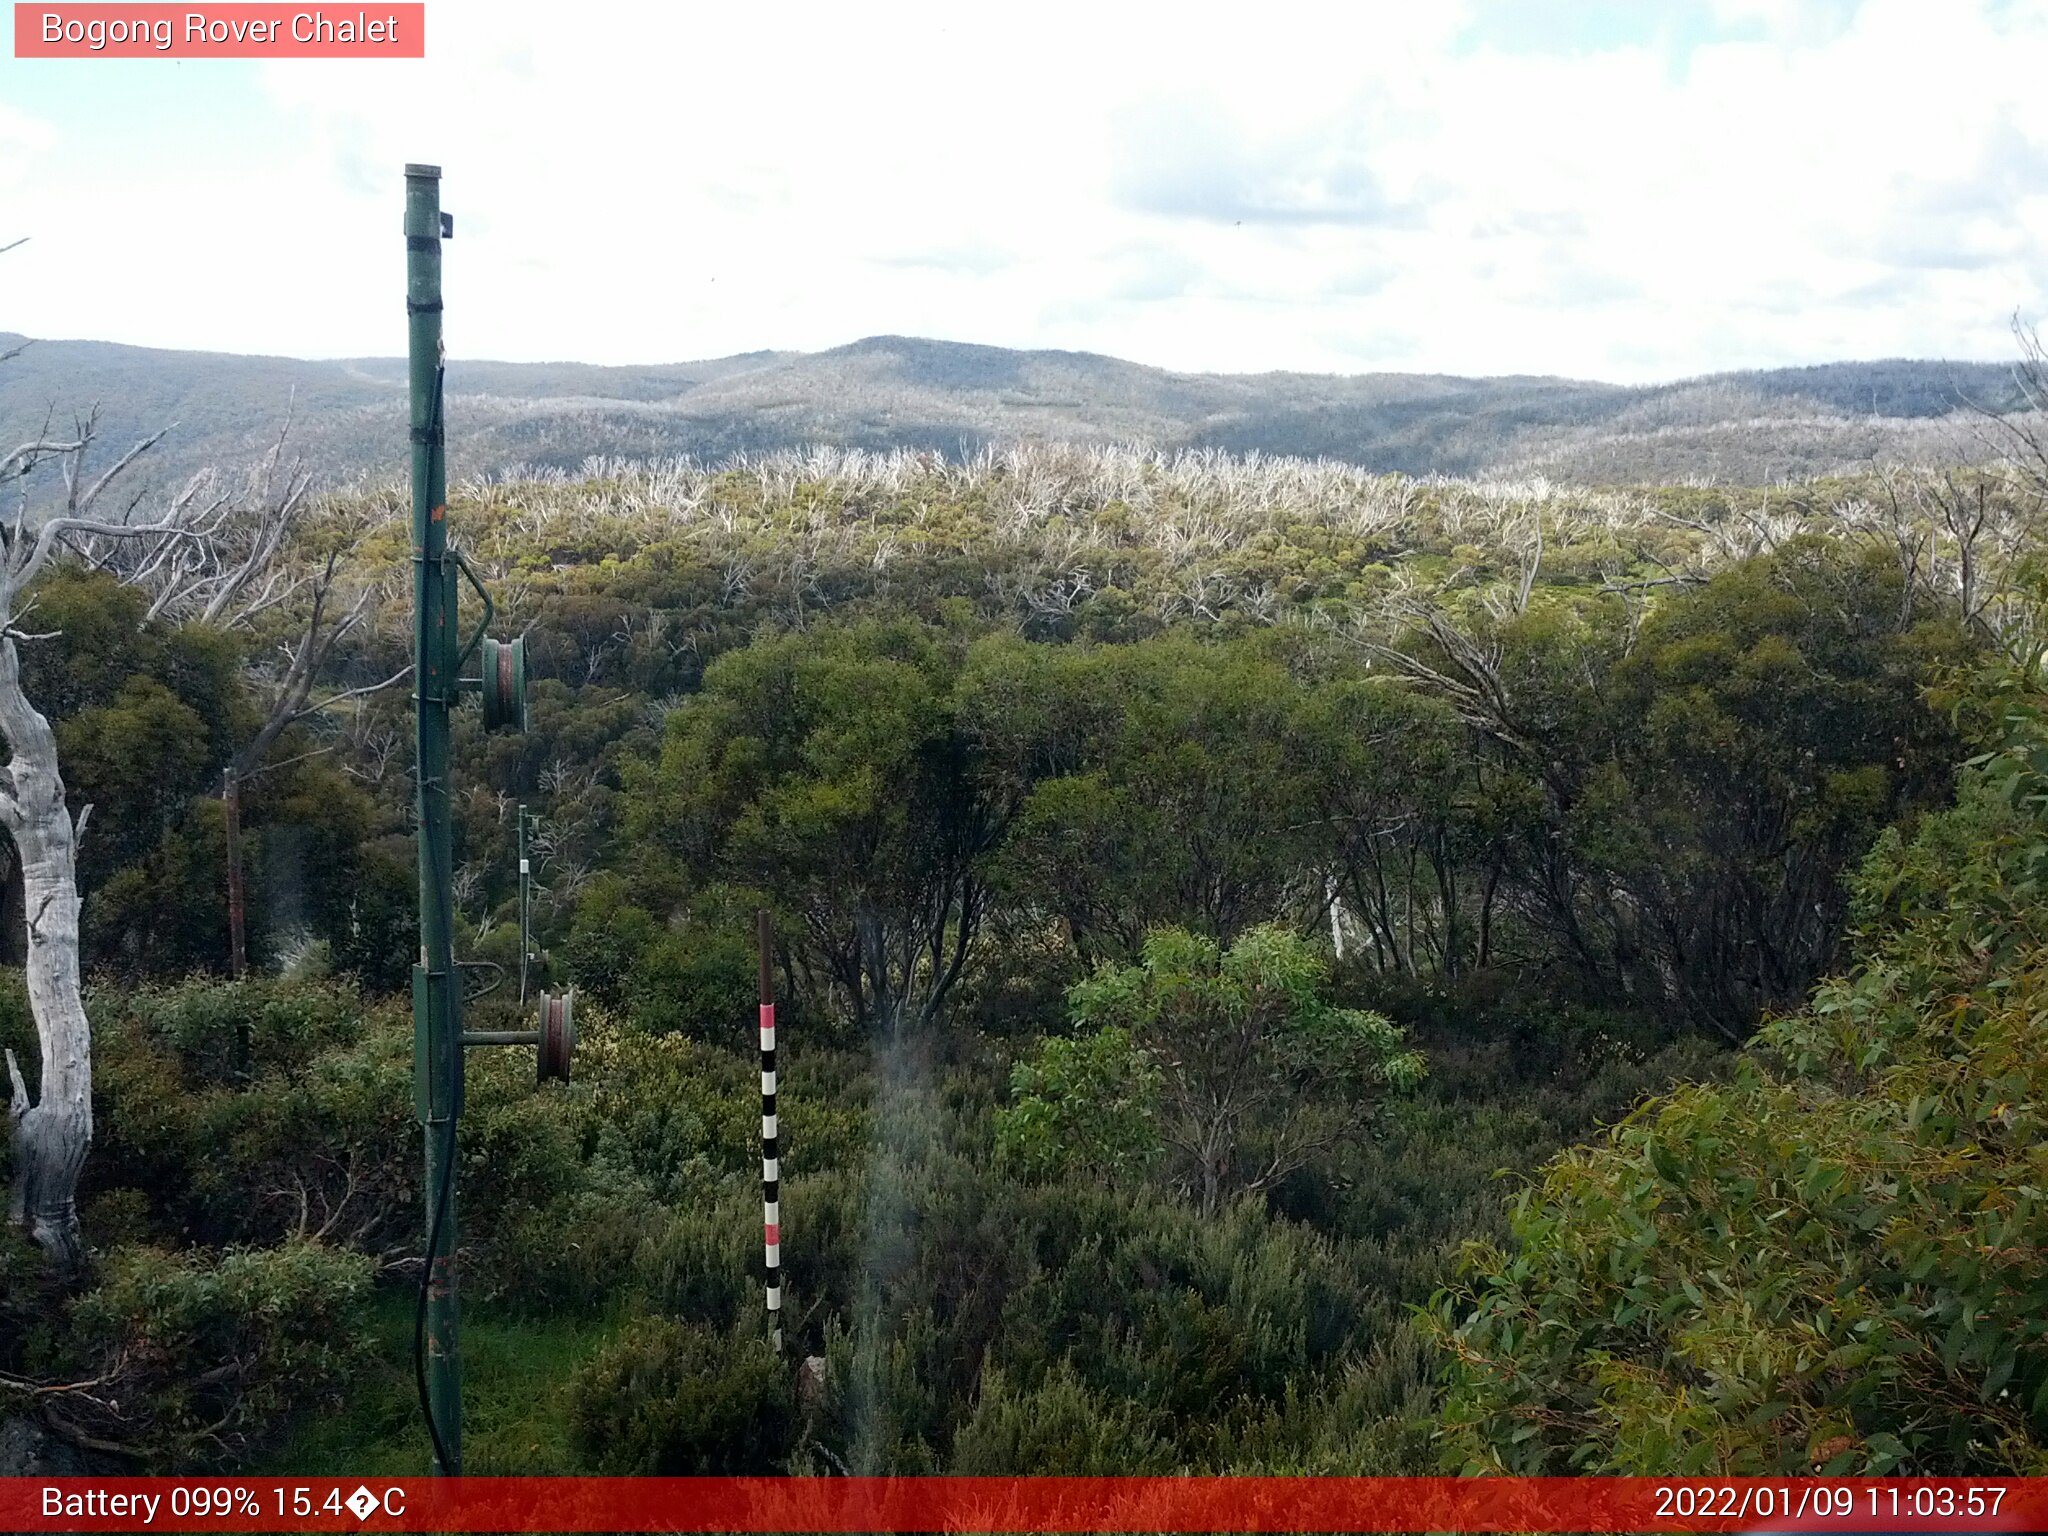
xmin=757 ymin=909 xmax=781 ymax=1352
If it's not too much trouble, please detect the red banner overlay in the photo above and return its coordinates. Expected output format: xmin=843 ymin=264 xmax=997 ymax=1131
xmin=14 ymin=4 xmax=424 ymax=57
xmin=1 ymin=1477 xmax=2044 ymax=1533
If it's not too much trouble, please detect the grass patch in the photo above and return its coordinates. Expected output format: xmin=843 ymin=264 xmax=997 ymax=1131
xmin=257 ymin=1288 xmax=627 ymax=1475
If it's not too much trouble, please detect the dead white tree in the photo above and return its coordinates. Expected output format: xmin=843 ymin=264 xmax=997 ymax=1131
xmin=1976 ymin=315 xmax=2048 ymax=498
xmin=0 ymin=241 xmax=392 ymax=1254
xmin=1859 ymin=463 xmax=2035 ymax=650
xmin=0 ymin=410 xmax=218 ymax=1268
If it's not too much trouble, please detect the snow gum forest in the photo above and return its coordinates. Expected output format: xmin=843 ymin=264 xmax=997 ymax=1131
xmin=4 ymin=412 xmax=2048 ymax=1476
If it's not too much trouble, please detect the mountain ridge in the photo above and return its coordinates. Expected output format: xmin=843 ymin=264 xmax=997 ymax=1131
xmin=0 ymin=330 xmax=2027 ymax=493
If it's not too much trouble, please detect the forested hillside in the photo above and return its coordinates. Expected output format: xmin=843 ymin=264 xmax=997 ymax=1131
xmin=0 ymin=332 xmax=2029 ymax=501
xmin=2 ymin=443 xmax=2044 ymax=1474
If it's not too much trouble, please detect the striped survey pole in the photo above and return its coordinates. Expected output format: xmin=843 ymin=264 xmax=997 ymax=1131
xmin=758 ymin=908 xmax=782 ymax=1352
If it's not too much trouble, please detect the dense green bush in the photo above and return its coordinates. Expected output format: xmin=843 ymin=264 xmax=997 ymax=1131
xmin=323 ymin=841 xmax=417 ymax=994
xmin=631 ymin=1189 xmax=760 ymax=1333
xmin=781 ymin=1122 xmax=1405 ymax=1472
xmin=1027 ymin=925 xmax=1423 ymax=1216
xmin=1428 ymin=669 xmax=2048 ymax=1474
xmin=489 ymin=1176 xmax=669 ymax=1316
xmin=0 ymin=1226 xmax=50 ymax=1378
xmin=570 ymin=1317 xmax=795 ymax=1473
xmin=568 ymin=882 xmax=767 ymax=1042
xmin=995 ymin=1024 xmax=1161 ymax=1181
xmin=951 ymin=1361 xmax=1173 ymax=1473
xmin=87 ymin=984 xmax=417 ymax=1253
xmin=562 ymin=874 xmax=661 ymax=1009
xmin=108 ymin=975 xmax=367 ymax=1084
xmin=62 ymin=1240 xmax=373 ymax=1465
xmin=83 ymin=982 xmax=648 ymax=1308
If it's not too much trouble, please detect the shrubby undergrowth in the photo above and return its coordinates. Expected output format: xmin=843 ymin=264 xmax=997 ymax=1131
xmin=1430 ymin=660 xmax=2048 ymax=1474
xmin=4 ymin=450 xmax=2039 ymax=1471
xmin=0 ymin=952 xmax=1704 ymax=1469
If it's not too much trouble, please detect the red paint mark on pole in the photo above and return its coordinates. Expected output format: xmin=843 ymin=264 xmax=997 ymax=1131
xmin=758 ymin=908 xmax=781 ymax=1352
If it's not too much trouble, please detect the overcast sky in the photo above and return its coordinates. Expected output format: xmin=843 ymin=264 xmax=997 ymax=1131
xmin=3 ymin=0 xmax=2046 ymax=382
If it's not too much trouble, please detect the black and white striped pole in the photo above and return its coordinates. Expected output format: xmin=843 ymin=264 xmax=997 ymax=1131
xmin=757 ymin=908 xmax=782 ymax=1353
xmin=517 ymin=804 xmax=531 ymax=1006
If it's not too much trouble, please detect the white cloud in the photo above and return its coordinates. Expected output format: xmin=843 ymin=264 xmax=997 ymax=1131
xmin=1 ymin=0 xmax=2045 ymax=380
xmin=0 ymin=103 xmax=56 ymax=193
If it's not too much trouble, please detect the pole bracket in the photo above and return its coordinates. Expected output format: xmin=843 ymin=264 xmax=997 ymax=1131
xmin=458 ymin=992 xmax=573 ymax=1084
xmin=450 ymin=547 xmax=495 ymax=672
xmin=455 ymin=958 xmax=504 ymax=1001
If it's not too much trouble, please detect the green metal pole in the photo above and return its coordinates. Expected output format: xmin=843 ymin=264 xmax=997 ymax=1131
xmin=518 ymin=804 xmax=529 ymax=1006
xmin=406 ymin=161 xmax=462 ymax=1477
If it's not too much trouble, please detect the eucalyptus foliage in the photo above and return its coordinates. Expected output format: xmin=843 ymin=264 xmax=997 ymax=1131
xmin=1014 ymin=926 xmax=1426 ymax=1218
xmin=1429 ymin=662 xmax=2048 ymax=1474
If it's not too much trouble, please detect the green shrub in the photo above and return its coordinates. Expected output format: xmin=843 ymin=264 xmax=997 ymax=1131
xmin=90 ymin=999 xmax=417 ymax=1253
xmin=994 ymin=1025 xmax=1161 ymax=1181
xmin=1428 ymin=682 xmax=2048 ymax=1475
xmin=563 ymin=874 xmax=661 ymax=1007
xmin=0 ymin=1227 xmax=49 ymax=1376
xmin=633 ymin=1194 xmax=758 ymax=1334
xmin=1059 ymin=925 xmax=1423 ymax=1217
xmin=492 ymin=1176 xmax=669 ymax=1316
xmin=109 ymin=975 xmax=366 ymax=1085
xmin=785 ymin=1134 xmax=1388 ymax=1472
xmin=951 ymin=1361 xmax=1174 ymax=1473
xmin=569 ymin=1316 xmax=795 ymax=1473
xmin=581 ymin=1026 xmax=759 ymax=1201
xmin=326 ymin=843 xmax=416 ymax=994
xmin=64 ymin=1240 xmax=373 ymax=1465
xmin=581 ymin=1021 xmax=867 ymax=1203
xmin=626 ymin=926 xmax=757 ymax=1040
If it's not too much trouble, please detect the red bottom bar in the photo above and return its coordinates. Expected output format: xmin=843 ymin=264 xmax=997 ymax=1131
xmin=4 ymin=1476 xmax=2044 ymax=1533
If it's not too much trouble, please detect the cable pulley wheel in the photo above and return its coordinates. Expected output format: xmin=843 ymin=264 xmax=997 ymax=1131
xmin=481 ymin=635 xmax=527 ymax=733
xmin=537 ymin=989 xmax=574 ymax=1084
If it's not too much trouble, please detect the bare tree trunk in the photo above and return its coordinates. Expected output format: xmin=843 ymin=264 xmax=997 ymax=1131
xmin=0 ymin=372 xmax=327 ymax=1274
xmin=1478 ymin=863 xmax=1499 ymax=970
xmin=1403 ymin=845 xmax=1419 ymax=978
xmin=857 ymin=903 xmax=897 ymax=1041
xmin=0 ymin=638 xmax=91 ymax=1271
xmin=1198 ymin=1142 xmax=1224 ymax=1221
xmin=223 ymin=769 xmax=247 ymax=979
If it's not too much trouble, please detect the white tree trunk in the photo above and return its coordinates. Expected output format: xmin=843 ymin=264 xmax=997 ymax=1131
xmin=0 ymin=635 xmax=92 ymax=1271
xmin=0 ymin=377 xmax=311 ymax=1272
